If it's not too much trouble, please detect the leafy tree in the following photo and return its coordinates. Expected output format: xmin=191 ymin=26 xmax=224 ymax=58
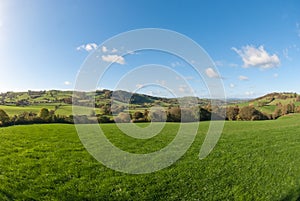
xmin=199 ymin=107 xmax=211 ymax=121
xmin=0 ymin=109 xmax=10 ymax=126
xmin=114 ymin=112 xmax=131 ymax=123
xmin=167 ymin=107 xmax=181 ymax=122
xmin=104 ymin=90 xmax=112 ymax=99
xmin=238 ymin=106 xmax=269 ymax=121
xmin=273 ymin=107 xmax=282 ymax=119
xmin=226 ymin=106 xmax=239 ymax=120
xmin=181 ymin=108 xmax=199 ymax=122
xmin=133 ymin=111 xmax=144 ymax=120
xmin=97 ymin=115 xmax=112 ymax=123
xmin=101 ymin=105 xmax=111 ymax=115
xmin=111 ymin=105 xmax=125 ymax=114
xmin=150 ymin=109 xmax=166 ymax=122
xmin=39 ymin=108 xmax=50 ymax=122
xmin=143 ymin=109 xmax=150 ymax=122
xmin=239 ymin=106 xmax=255 ymax=120
xmin=295 ymin=106 xmax=300 ymax=113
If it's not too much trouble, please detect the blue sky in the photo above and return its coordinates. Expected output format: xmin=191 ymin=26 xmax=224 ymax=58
xmin=0 ymin=0 xmax=300 ymax=98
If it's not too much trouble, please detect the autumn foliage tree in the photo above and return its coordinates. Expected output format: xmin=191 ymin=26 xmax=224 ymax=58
xmin=0 ymin=109 xmax=10 ymax=126
xmin=226 ymin=106 xmax=239 ymax=120
xmin=238 ymin=106 xmax=269 ymax=121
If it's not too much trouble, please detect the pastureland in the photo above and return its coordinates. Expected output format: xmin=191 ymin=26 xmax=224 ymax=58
xmin=0 ymin=104 xmax=101 ymax=116
xmin=1 ymin=114 xmax=300 ymax=200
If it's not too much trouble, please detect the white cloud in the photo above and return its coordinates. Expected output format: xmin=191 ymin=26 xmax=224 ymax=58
xmin=239 ymin=75 xmax=249 ymax=81
xmin=102 ymin=46 xmax=108 ymax=53
xmin=156 ymin=80 xmax=166 ymax=86
xmin=205 ymin=68 xmax=220 ymax=78
xmin=136 ymin=84 xmax=144 ymax=89
xmin=171 ymin=61 xmax=182 ymax=67
xmin=229 ymin=83 xmax=235 ymax=88
xmin=178 ymin=85 xmax=193 ymax=94
xmin=101 ymin=46 xmax=120 ymax=53
xmin=245 ymin=91 xmax=254 ymax=96
xmin=64 ymin=81 xmax=71 ymax=86
xmin=232 ymin=45 xmax=280 ymax=69
xmin=101 ymin=54 xmax=125 ymax=65
xmin=178 ymin=86 xmax=186 ymax=93
xmin=77 ymin=43 xmax=98 ymax=52
xmin=273 ymin=73 xmax=279 ymax=78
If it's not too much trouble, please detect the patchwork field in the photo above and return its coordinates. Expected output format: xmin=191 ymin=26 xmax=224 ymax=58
xmin=1 ymin=114 xmax=300 ymax=200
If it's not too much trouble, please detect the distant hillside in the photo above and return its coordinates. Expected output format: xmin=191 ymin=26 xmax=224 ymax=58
xmin=0 ymin=89 xmax=214 ymax=107
xmin=1 ymin=90 xmax=300 ymax=126
xmin=231 ymin=92 xmax=300 ymax=115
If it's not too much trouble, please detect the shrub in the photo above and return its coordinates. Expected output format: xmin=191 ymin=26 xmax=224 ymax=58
xmin=114 ymin=112 xmax=131 ymax=123
xmin=0 ymin=109 xmax=10 ymax=126
xmin=239 ymin=106 xmax=269 ymax=121
xmin=226 ymin=106 xmax=239 ymax=120
xmin=150 ymin=109 xmax=166 ymax=122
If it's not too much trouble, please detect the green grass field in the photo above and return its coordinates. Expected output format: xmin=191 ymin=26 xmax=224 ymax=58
xmin=1 ymin=115 xmax=300 ymax=200
xmin=0 ymin=104 xmax=101 ymax=116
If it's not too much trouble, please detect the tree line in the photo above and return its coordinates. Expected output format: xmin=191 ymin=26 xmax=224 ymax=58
xmin=0 ymin=103 xmax=300 ymax=127
xmin=0 ymin=108 xmax=74 ymax=127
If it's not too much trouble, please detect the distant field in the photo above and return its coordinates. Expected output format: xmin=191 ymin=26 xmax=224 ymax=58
xmin=1 ymin=115 xmax=300 ymax=200
xmin=0 ymin=104 xmax=101 ymax=116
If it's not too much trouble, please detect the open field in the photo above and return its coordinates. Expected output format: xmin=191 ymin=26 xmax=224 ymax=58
xmin=1 ymin=114 xmax=300 ymax=200
xmin=0 ymin=104 xmax=101 ymax=116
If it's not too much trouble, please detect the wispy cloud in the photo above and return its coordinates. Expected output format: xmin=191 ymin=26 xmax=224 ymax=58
xmin=136 ymin=84 xmax=144 ymax=89
xmin=229 ymin=63 xmax=238 ymax=68
xmin=101 ymin=54 xmax=125 ymax=65
xmin=297 ymin=22 xmax=300 ymax=37
xmin=184 ymin=76 xmax=194 ymax=80
xmin=64 ymin=81 xmax=71 ymax=86
xmin=111 ymin=48 xmax=118 ymax=53
xmin=156 ymin=80 xmax=166 ymax=86
xmin=102 ymin=46 xmax=108 ymax=53
xmin=229 ymin=83 xmax=235 ymax=88
xmin=214 ymin=60 xmax=238 ymax=68
xmin=282 ymin=48 xmax=291 ymax=60
xmin=77 ymin=43 xmax=98 ymax=52
xmin=171 ymin=61 xmax=183 ymax=67
xmin=273 ymin=73 xmax=279 ymax=78
xmin=205 ymin=67 xmax=220 ymax=78
xmin=214 ymin=60 xmax=223 ymax=67
xmin=178 ymin=84 xmax=194 ymax=94
xmin=239 ymin=75 xmax=249 ymax=81
xmin=232 ymin=45 xmax=280 ymax=69
xmin=245 ymin=91 xmax=254 ymax=96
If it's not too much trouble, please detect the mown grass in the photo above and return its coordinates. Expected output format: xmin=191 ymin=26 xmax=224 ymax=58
xmin=1 ymin=115 xmax=300 ymax=200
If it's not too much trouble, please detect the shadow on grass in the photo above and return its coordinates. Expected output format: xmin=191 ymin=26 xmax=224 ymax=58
xmin=280 ymin=188 xmax=300 ymax=201
xmin=0 ymin=189 xmax=15 ymax=200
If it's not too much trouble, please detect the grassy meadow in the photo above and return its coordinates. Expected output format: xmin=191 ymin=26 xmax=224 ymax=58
xmin=0 ymin=104 xmax=101 ymax=117
xmin=1 ymin=114 xmax=300 ymax=200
